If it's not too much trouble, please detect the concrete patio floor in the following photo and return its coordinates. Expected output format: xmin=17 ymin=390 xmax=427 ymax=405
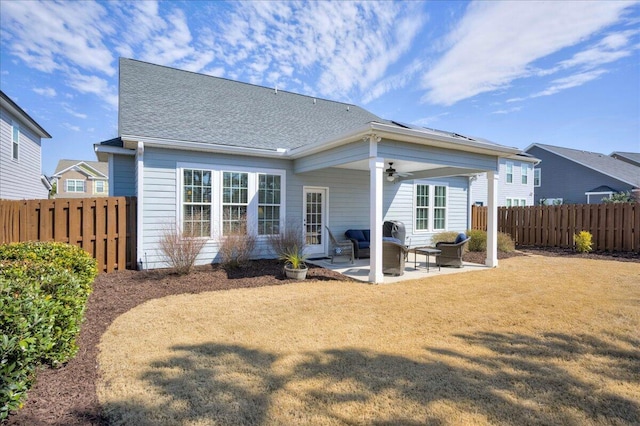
xmin=308 ymin=252 xmax=491 ymax=284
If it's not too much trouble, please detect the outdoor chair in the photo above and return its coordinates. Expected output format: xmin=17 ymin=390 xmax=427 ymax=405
xmin=435 ymin=233 xmax=470 ymax=268
xmin=326 ymin=226 xmax=355 ymax=264
xmin=382 ymin=241 xmax=408 ymax=276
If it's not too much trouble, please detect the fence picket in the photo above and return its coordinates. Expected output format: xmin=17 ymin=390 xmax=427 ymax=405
xmin=471 ymin=203 xmax=638 ymax=253
xmin=0 ymin=197 xmax=137 ymax=272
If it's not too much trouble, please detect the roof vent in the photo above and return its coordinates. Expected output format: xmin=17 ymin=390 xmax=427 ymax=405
xmin=313 ymin=98 xmax=316 ymax=104
xmin=274 ymin=86 xmax=278 ymax=94
xmin=346 ymin=106 xmax=350 ymax=111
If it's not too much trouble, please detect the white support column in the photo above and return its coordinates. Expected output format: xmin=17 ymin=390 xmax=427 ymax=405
xmin=136 ymin=141 xmax=145 ymax=269
xmin=368 ymin=135 xmax=384 ymax=283
xmin=486 ymin=170 xmax=499 ymax=267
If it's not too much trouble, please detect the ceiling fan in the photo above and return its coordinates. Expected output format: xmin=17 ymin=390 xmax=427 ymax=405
xmin=385 ymin=162 xmax=412 ymax=182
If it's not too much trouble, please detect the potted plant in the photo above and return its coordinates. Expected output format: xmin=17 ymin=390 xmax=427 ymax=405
xmin=268 ymin=221 xmax=309 ymax=280
xmin=280 ymin=244 xmax=309 ymax=280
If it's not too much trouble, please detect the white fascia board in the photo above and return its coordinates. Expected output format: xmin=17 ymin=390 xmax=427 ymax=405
xmin=120 ymin=135 xmax=289 ymax=158
xmin=52 ymin=161 xmax=108 ymax=179
xmin=94 ymin=144 xmax=135 ymax=162
xmin=287 ymin=122 xmax=522 ymax=159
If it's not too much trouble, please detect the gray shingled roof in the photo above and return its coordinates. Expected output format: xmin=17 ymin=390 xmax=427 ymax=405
xmin=611 ymin=151 xmax=640 ymax=167
xmin=54 ymin=160 xmax=108 ymax=177
xmin=119 ymin=58 xmax=385 ymax=151
xmin=533 ymin=143 xmax=640 ymax=187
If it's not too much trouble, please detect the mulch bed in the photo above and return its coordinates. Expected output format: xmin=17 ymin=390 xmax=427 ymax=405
xmin=6 ymin=250 xmax=638 ymax=425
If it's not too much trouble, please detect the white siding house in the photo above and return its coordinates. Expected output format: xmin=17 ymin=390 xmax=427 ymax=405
xmin=470 ymin=156 xmax=539 ymax=207
xmin=0 ymin=91 xmax=52 ymax=200
xmin=97 ymin=59 xmax=530 ymax=282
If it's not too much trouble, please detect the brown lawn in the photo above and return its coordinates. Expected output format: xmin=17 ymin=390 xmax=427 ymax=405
xmin=97 ymin=255 xmax=640 ymax=425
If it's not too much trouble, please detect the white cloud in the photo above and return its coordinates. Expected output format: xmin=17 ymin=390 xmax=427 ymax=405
xmin=214 ymin=1 xmax=425 ymax=100
xmin=62 ymin=123 xmax=81 ymax=132
xmin=422 ymin=1 xmax=637 ymax=106
xmin=62 ymin=104 xmax=88 ymax=119
xmin=492 ymin=106 xmax=522 ymax=115
xmin=531 ymin=69 xmax=608 ymax=98
xmin=33 ymin=87 xmax=56 ymax=97
xmin=67 ymin=73 xmax=118 ymax=108
xmin=1 ymin=0 xmax=116 ymax=75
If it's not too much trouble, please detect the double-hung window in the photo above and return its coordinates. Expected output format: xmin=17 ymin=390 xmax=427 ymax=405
xmin=433 ymin=186 xmax=447 ymax=230
xmin=222 ymin=172 xmax=249 ymax=234
xmin=415 ymin=183 xmax=447 ymax=231
xmin=95 ymin=180 xmax=107 ymax=193
xmin=506 ymin=162 xmax=513 ymax=184
xmin=415 ymin=184 xmax=430 ymax=231
xmin=66 ymin=179 xmax=85 ymax=193
xmin=183 ymin=169 xmax=212 ymax=237
xmin=11 ymin=121 xmax=19 ymax=160
xmin=258 ymin=174 xmax=281 ymax=235
xmin=534 ymin=168 xmax=541 ymax=187
xmin=181 ymin=166 xmax=284 ymax=238
xmin=521 ymin=164 xmax=529 ymax=184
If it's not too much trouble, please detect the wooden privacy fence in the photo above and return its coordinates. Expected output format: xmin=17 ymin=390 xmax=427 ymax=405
xmin=472 ymin=204 xmax=640 ymax=252
xmin=1 ymin=197 xmax=137 ymax=272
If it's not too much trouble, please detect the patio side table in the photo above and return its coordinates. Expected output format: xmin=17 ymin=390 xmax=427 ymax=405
xmin=411 ymin=247 xmax=442 ymax=272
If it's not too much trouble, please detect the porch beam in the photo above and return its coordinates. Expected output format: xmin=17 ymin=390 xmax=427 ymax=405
xmin=369 ymin=137 xmax=384 ymax=283
xmin=394 ymin=167 xmax=487 ymax=182
xmin=486 ymin=170 xmax=499 ymax=267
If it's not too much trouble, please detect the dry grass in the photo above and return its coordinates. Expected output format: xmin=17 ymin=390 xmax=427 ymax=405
xmin=97 ymin=255 xmax=640 ymax=425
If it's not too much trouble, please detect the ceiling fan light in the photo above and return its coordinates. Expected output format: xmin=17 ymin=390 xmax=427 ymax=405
xmin=386 ymin=174 xmax=395 ymax=182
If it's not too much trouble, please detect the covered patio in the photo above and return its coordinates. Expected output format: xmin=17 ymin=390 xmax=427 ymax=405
xmin=308 ymin=252 xmax=490 ymax=284
xmin=290 ymin=121 xmax=521 ymax=283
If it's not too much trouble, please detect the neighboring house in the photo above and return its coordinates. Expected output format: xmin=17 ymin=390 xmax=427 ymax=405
xmin=96 ymin=58 xmax=529 ymax=282
xmin=470 ymin=154 xmax=539 ymax=207
xmin=0 ymin=90 xmax=52 ymax=200
xmin=611 ymin=151 xmax=640 ymax=168
xmin=52 ymin=159 xmax=109 ymax=198
xmin=525 ymin=143 xmax=640 ymax=204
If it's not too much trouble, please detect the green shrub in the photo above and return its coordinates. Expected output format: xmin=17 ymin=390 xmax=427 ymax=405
xmin=0 ymin=242 xmax=97 ymax=420
xmin=466 ymin=229 xmax=487 ymax=252
xmin=464 ymin=230 xmax=515 ymax=252
xmin=574 ymin=231 xmax=593 ymax=253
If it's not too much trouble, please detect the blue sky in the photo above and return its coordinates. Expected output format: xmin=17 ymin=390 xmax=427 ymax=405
xmin=1 ymin=0 xmax=639 ymax=175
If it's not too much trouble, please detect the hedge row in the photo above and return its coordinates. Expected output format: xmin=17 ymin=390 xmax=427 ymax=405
xmin=0 ymin=242 xmax=97 ymax=420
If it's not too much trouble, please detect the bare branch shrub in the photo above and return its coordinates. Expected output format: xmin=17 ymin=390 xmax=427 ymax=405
xmin=158 ymin=222 xmax=208 ymax=275
xmin=267 ymin=220 xmax=305 ymax=259
xmin=218 ymin=216 xmax=256 ymax=268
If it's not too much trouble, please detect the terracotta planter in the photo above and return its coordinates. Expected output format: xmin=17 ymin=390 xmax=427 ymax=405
xmin=284 ymin=264 xmax=308 ymax=280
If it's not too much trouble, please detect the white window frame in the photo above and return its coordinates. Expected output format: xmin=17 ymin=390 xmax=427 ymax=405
xmin=534 ymin=168 xmax=541 ymax=187
xmin=94 ymin=180 xmax=107 ymax=193
xmin=65 ymin=179 xmax=85 ymax=193
xmin=176 ymin=163 xmax=286 ymax=239
xmin=413 ymin=181 xmax=448 ymax=233
xmin=521 ymin=164 xmax=529 ymax=185
xmin=505 ymin=161 xmax=514 ymax=184
xmin=506 ymin=198 xmax=527 ymax=207
xmin=11 ymin=120 xmax=19 ymax=160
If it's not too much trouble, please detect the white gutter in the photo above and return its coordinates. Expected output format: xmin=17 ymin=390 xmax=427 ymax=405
xmin=120 ymin=135 xmax=289 ymax=158
xmin=288 ymin=122 xmax=523 ymax=159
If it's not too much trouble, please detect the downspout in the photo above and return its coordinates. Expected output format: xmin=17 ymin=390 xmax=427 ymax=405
xmin=136 ymin=141 xmax=144 ymax=269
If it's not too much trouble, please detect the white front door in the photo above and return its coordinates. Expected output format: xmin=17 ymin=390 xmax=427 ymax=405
xmin=303 ymin=187 xmax=327 ymax=256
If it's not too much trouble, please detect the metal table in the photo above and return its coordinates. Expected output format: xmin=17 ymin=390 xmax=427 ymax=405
xmin=411 ymin=247 xmax=442 ymax=272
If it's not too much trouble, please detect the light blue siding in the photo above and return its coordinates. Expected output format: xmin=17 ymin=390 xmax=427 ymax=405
xmin=378 ymin=140 xmax=498 ymax=170
xmin=293 ymin=139 xmax=369 ymax=172
xmin=0 ymin=108 xmax=48 ymax=200
xmin=139 ymin=146 xmax=474 ymax=268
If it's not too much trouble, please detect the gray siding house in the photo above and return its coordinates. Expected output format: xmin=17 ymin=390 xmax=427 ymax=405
xmin=97 ymin=59 xmax=527 ymax=282
xmin=0 ymin=90 xmax=52 ymax=200
xmin=525 ymin=143 xmax=640 ymax=205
